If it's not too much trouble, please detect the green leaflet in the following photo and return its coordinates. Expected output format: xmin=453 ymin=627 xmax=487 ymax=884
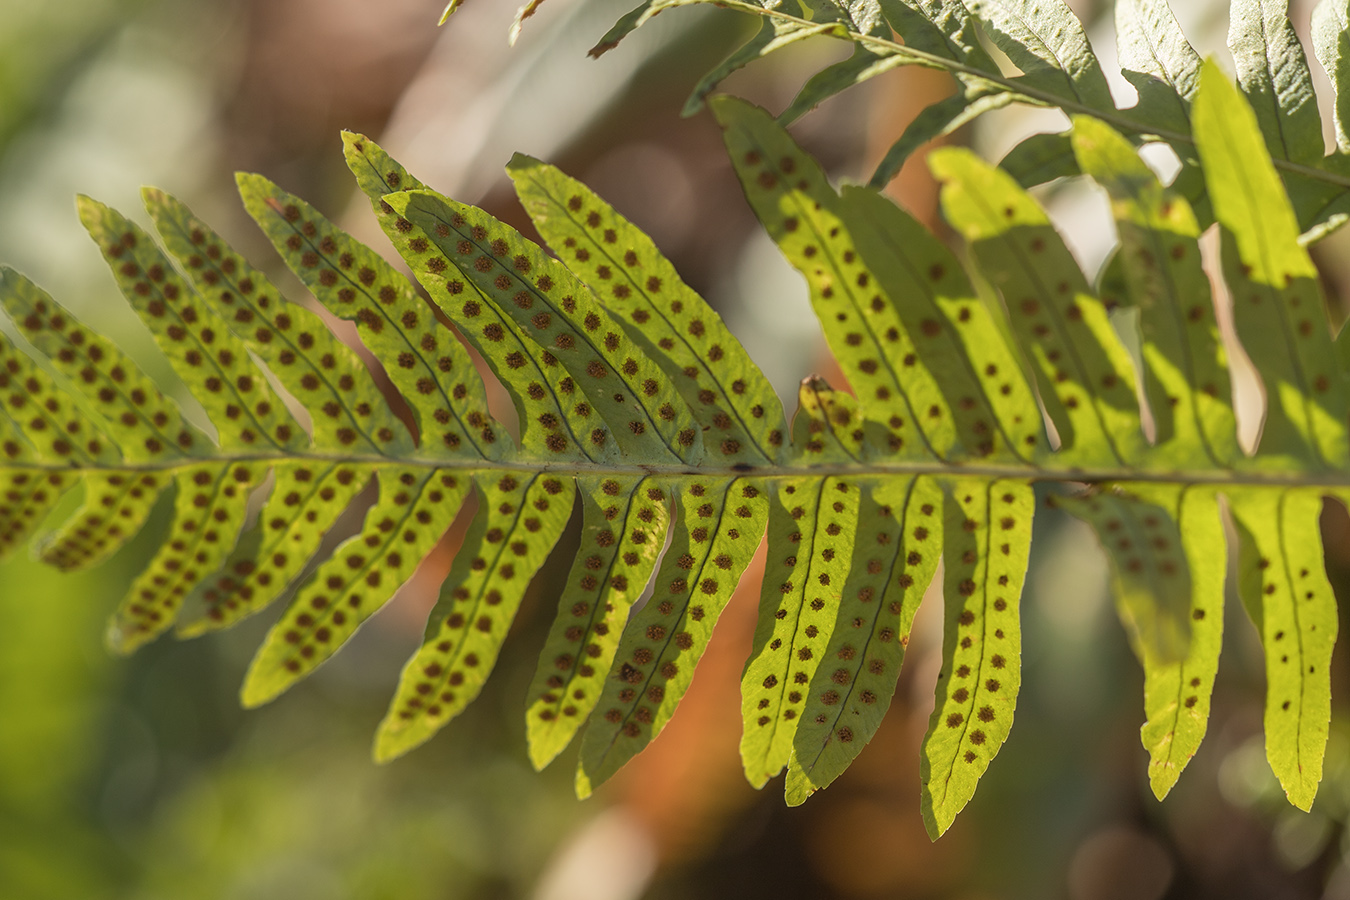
xmin=0 ymin=347 xmax=38 ymax=468
xmin=0 ymin=469 xmax=70 ymax=560
xmin=378 ymin=471 xmax=575 ymax=762
xmin=781 ymin=44 xmax=904 ymax=127
xmin=177 ymin=461 xmax=368 ymax=636
xmin=784 ymin=475 xmax=943 ymax=803
xmin=963 ymin=0 xmax=1114 ymax=112
xmin=107 ymin=463 xmax=256 ymax=654
xmin=840 ymin=185 xmax=1040 ymax=461
xmin=1231 ymin=488 xmax=1337 ymax=811
xmin=79 ymin=198 xmax=303 ymax=455
xmin=870 ymin=0 xmax=1013 ymax=185
xmin=0 ymin=322 xmax=117 ymax=467
xmin=237 ymin=175 xmax=492 ymax=460
xmin=717 ymin=96 xmax=958 ymax=461
xmin=779 ymin=0 xmax=897 ymax=125
xmin=748 ymin=378 xmax=936 ymax=796
xmin=0 ymin=268 xmax=198 ymax=465
xmin=507 ymin=154 xmax=787 ymax=464
xmin=1229 ymin=0 xmax=1324 ymax=166
xmin=1312 ymin=0 xmax=1350 ymax=153
xmin=1136 ymin=485 xmax=1225 ymax=800
xmin=997 ymin=130 xmax=1079 ymax=190
xmin=1070 ymin=117 xmax=1240 ymax=468
xmin=1114 ymin=0 xmax=1200 ymax=137
xmin=1055 ymin=488 xmax=1190 ymax=667
xmin=577 ymin=474 xmax=768 ymax=797
xmin=0 ymin=338 xmax=53 ymax=559
xmin=1193 ymin=63 xmax=1349 ymax=470
xmin=586 ymin=0 xmax=1350 ymax=239
xmin=342 ymin=134 xmax=596 ymax=464
xmin=741 ymin=474 xmax=863 ymax=788
xmin=920 ymin=478 xmax=1033 ymax=838
xmin=1059 ymin=484 xmax=1225 ymax=799
xmin=390 ymin=189 xmax=705 ymax=465
xmin=241 ymin=468 xmax=470 ymax=707
xmin=1228 ymin=2 xmax=1346 ymax=234
xmin=525 ymin=475 xmax=672 ymax=770
xmin=146 ymin=188 xmax=407 ymax=459
xmin=931 ymin=148 xmax=1145 ymax=467
xmin=0 ymin=273 xmax=174 ymax=569
xmin=877 ymin=0 xmax=997 ymax=68
xmin=872 ymin=88 xmax=1018 ymax=189
xmin=36 ymin=471 xmax=164 ymax=571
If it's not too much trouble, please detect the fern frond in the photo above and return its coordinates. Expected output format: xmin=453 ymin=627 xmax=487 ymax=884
xmin=12 ymin=48 xmax=1350 ymax=839
xmin=580 ymin=0 xmax=1350 ymax=241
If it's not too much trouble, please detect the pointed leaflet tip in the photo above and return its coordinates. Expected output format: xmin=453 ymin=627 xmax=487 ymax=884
xmin=505 ymin=151 xmax=544 ymax=177
xmin=439 ymin=0 xmax=463 ymax=26
xmin=509 ymin=0 xmax=547 ymax=46
xmin=339 ymin=130 xmax=375 ymax=165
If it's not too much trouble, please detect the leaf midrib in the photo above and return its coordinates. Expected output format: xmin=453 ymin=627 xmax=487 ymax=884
xmin=12 ymin=452 xmax=1350 ymax=489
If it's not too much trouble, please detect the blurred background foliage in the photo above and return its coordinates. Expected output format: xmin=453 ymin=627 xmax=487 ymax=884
xmin=6 ymin=0 xmax=1350 ymax=897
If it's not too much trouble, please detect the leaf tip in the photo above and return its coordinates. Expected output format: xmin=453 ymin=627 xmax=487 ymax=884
xmin=139 ymin=185 xmax=168 ymax=209
xmin=74 ymin=193 xmax=105 ymax=230
xmin=104 ymin=619 xmax=144 ymax=657
xmin=919 ymin=800 xmax=951 ymax=842
xmin=438 ymin=0 xmax=462 ymax=26
xmin=574 ymin=766 xmax=594 ymax=800
xmin=340 ymin=130 xmax=371 ymax=156
xmin=527 ymin=740 xmax=559 ymax=773
xmin=1282 ymin=776 xmax=1320 ymax=813
xmin=382 ymin=190 xmax=414 ymax=217
xmin=1146 ymin=751 xmax=1181 ymax=801
xmin=924 ymin=145 xmax=974 ymax=183
xmin=783 ymin=773 xmax=814 ymax=807
xmin=505 ymin=151 xmax=545 ymax=178
xmin=707 ymin=93 xmax=751 ymax=128
xmin=239 ymin=668 xmax=285 ymax=710
xmin=373 ymin=725 xmax=415 ymax=764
